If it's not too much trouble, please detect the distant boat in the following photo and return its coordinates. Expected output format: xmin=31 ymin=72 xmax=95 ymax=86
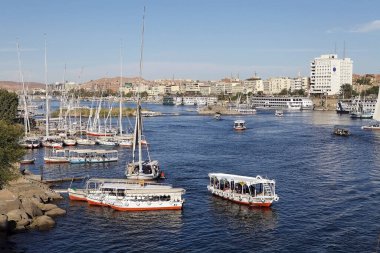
xmin=207 ymin=173 xmax=279 ymax=207
xmin=234 ymin=120 xmax=246 ymax=131
xmin=362 ymin=88 xmax=380 ymax=130
xmin=333 ymin=127 xmax=350 ymax=137
xmin=214 ymin=113 xmax=221 ymax=120
xmin=20 ymin=158 xmax=36 ymax=164
xmin=275 ymin=110 xmax=284 ymax=117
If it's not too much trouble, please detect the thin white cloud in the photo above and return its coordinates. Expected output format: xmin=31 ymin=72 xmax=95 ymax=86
xmin=350 ymin=20 xmax=380 ymax=33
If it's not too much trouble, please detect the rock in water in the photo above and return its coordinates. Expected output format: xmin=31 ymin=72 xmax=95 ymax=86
xmin=6 ymin=209 xmax=30 ymax=230
xmin=44 ymin=207 xmax=66 ymax=217
xmin=39 ymin=203 xmax=58 ymax=212
xmin=30 ymin=215 xmax=55 ymax=230
xmin=20 ymin=198 xmax=43 ymax=218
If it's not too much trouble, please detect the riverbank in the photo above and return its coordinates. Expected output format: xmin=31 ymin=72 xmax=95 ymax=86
xmin=0 ymin=170 xmax=66 ymax=235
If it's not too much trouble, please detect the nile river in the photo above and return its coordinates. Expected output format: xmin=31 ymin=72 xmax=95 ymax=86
xmin=7 ymin=104 xmax=380 ymax=252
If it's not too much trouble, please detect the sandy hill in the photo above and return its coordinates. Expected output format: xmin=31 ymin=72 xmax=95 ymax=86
xmin=81 ymin=77 xmax=145 ymax=91
xmin=0 ymin=81 xmax=45 ymax=91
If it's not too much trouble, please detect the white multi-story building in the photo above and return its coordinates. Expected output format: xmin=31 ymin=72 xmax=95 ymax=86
xmin=290 ymin=77 xmax=309 ymax=91
xmin=310 ymin=54 xmax=353 ymax=95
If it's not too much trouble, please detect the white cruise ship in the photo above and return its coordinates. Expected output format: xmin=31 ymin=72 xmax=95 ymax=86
xmin=250 ymin=96 xmax=313 ymax=110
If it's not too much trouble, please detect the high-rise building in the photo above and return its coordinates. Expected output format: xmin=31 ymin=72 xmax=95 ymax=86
xmin=310 ymin=54 xmax=353 ymax=95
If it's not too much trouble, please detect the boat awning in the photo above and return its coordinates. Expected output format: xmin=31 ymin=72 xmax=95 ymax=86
xmin=208 ymin=173 xmax=275 ymax=185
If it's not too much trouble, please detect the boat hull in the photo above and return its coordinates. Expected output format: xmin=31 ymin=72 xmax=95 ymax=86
xmin=68 ymin=189 xmax=87 ymax=201
xmin=208 ymin=187 xmax=275 ymax=207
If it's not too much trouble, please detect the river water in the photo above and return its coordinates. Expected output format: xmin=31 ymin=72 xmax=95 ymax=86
xmin=7 ymin=104 xmax=380 ymax=252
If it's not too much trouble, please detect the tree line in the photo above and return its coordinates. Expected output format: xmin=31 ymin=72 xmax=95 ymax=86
xmin=0 ymin=89 xmax=25 ymax=189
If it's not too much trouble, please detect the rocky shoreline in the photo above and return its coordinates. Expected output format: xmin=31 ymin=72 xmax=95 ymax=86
xmin=0 ymin=173 xmax=66 ymax=235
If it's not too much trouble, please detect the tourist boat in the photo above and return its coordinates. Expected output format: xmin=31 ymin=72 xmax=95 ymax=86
xmin=250 ymin=96 xmax=313 ymax=110
xmin=362 ymin=88 xmax=380 ymax=130
xmin=333 ymin=127 xmax=350 ymax=136
xmin=207 ymin=173 xmax=279 ymax=207
xmin=86 ymin=130 xmax=116 ymax=137
xmin=20 ymin=158 xmax=36 ymax=164
xmin=233 ymin=120 xmax=246 ymax=131
xmin=68 ymin=178 xmax=185 ymax=211
xmin=43 ymin=149 xmax=70 ymax=163
xmin=275 ymin=110 xmax=284 ymax=117
xmin=69 ymin=149 xmax=118 ymax=164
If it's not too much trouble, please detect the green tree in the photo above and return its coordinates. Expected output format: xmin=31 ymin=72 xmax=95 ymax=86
xmin=340 ymin=84 xmax=356 ymax=98
xmin=0 ymin=120 xmax=25 ymax=189
xmin=278 ymin=88 xmax=288 ymax=95
xmin=0 ymin=89 xmax=18 ymax=122
xmin=365 ymin=85 xmax=379 ymax=96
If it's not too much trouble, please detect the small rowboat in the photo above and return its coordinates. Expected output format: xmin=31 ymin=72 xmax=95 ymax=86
xmin=20 ymin=158 xmax=36 ymax=164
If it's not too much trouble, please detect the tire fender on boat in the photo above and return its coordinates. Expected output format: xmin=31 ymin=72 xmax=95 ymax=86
xmin=261 ymin=198 xmax=265 ymax=203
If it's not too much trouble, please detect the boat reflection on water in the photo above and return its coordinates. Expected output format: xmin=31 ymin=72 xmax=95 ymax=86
xmin=209 ymin=196 xmax=278 ymax=233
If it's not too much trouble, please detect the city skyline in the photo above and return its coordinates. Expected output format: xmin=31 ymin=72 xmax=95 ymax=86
xmin=1 ymin=0 xmax=380 ymax=83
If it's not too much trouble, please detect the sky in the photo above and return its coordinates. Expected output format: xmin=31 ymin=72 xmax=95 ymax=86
xmin=1 ymin=0 xmax=380 ymax=83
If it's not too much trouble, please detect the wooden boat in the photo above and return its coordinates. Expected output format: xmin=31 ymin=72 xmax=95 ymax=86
xmin=20 ymin=158 xmax=36 ymax=164
xmin=233 ymin=120 xmax=246 ymax=131
xmin=333 ymin=127 xmax=350 ymax=136
xmin=207 ymin=173 xmax=279 ymax=207
xmin=125 ymin=92 xmax=160 ymax=180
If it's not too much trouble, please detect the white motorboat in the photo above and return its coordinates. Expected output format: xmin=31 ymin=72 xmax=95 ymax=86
xmin=233 ymin=120 xmax=246 ymax=131
xmin=207 ymin=173 xmax=279 ymax=207
xmin=275 ymin=110 xmax=284 ymax=117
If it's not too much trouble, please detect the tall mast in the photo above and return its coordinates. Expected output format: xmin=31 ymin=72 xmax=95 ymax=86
xmin=135 ymin=6 xmax=146 ymax=172
xmin=44 ymin=34 xmax=49 ymax=137
xmin=16 ymin=41 xmax=29 ymax=136
xmin=119 ymin=40 xmax=123 ymax=136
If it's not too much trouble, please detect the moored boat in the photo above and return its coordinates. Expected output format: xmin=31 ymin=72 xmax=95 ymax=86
xmin=20 ymin=158 xmax=36 ymax=164
xmin=44 ymin=150 xmax=70 ymax=163
xmin=207 ymin=173 xmax=279 ymax=207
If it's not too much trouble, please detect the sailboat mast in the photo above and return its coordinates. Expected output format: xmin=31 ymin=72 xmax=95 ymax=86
xmin=119 ymin=41 xmax=123 ymax=136
xmin=44 ymin=34 xmax=49 ymax=137
xmin=16 ymin=41 xmax=29 ymax=136
xmin=137 ymin=6 xmax=146 ymax=172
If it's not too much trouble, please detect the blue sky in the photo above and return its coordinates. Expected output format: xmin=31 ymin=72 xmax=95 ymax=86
xmin=1 ymin=0 xmax=380 ymax=83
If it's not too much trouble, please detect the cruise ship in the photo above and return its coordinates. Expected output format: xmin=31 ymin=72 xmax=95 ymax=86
xmin=336 ymin=97 xmax=376 ymax=115
xmin=250 ymin=96 xmax=314 ymax=110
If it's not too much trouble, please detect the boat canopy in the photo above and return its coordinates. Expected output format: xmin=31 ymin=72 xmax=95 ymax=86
xmin=208 ymin=173 xmax=275 ymax=185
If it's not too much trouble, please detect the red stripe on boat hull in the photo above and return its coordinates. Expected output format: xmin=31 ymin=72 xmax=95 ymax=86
xmin=110 ymin=205 xmax=182 ymax=212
